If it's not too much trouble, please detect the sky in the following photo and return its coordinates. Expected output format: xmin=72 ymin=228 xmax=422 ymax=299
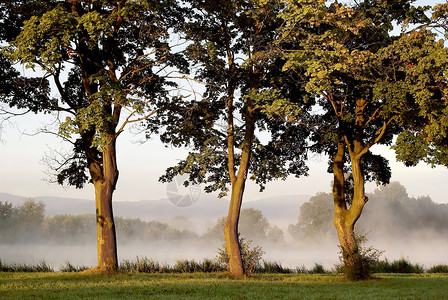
xmin=1 ymin=0 xmax=447 ymax=205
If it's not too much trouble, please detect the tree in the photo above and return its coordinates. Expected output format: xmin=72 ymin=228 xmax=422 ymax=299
xmin=0 ymin=199 xmax=46 ymax=242
xmin=155 ymin=0 xmax=310 ymax=277
xmin=204 ymin=207 xmax=281 ymax=243
xmin=288 ymin=192 xmax=334 ymax=242
xmin=277 ymin=0 xmax=430 ymax=279
xmin=1 ymin=0 xmax=184 ymax=272
xmin=392 ymin=4 xmax=448 ymax=169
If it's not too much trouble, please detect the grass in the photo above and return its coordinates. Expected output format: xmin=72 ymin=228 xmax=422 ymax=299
xmin=1 ymin=272 xmax=448 ymax=299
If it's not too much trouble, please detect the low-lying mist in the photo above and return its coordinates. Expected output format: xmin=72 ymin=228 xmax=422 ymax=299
xmin=1 ymin=182 xmax=447 ymax=271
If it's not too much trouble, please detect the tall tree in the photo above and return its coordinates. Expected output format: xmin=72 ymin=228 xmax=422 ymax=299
xmin=277 ymin=0 xmax=429 ymax=279
xmin=154 ymin=0 xmax=310 ymax=277
xmin=1 ymin=0 xmax=184 ymax=272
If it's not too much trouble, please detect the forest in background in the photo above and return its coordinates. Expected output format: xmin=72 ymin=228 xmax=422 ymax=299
xmin=1 ymin=182 xmax=447 ymax=267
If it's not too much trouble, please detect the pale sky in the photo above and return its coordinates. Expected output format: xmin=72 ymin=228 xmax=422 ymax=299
xmin=1 ymin=0 xmax=447 ymax=204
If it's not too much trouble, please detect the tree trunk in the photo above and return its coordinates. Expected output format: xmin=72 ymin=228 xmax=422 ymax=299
xmin=224 ymin=85 xmax=255 ymax=278
xmin=224 ymin=177 xmax=246 ymax=278
xmin=332 ymin=141 xmax=368 ymax=280
xmin=94 ymin=178 xmax=118 ymax=271
xmin=86 ymin=132 xmax=119 ymax=272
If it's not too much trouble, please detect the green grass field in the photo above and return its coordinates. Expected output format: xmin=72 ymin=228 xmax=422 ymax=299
xmin=1 ymin=272 xmax=448 ymax=299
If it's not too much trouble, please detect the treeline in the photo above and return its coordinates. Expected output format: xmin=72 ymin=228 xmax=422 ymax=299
xmin=0 ymin=201 xmax=283 ymax=245
xmin=3 ymin=182 xmax=446 ymax=246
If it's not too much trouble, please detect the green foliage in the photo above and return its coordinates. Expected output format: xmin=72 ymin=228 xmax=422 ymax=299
xmin=59 ymin=261 xmax=90 ymax=273
xmin=427 ymin=265 xmax=448 ymax=274
xmin=389 ymin=8 xmax=448 ymax=168
xmin=155 ymin=0 xmax=311 ymax=196
xmin=310 ymin=263 xmax=327 ymax=274
xmin=0 ymin=199 xmax=45 ymax=243
xmin=120 ymin=257 xmax=171 ymax=273
xmin=288 ymin=192 xmax=334 ymax=242
xmin=217 ymin=236 xmax=264 ymax=276
xmin=0 ymin=259 xmax=53 ymax=273
xmin=173 ymin=259 xmax=225 ymax=273
xmin=1 ymin=0 xmax=184 ymax=188
xmin=119 ymin=257 xmax=224 ymax=273
xmin=256 ymin=261 xmax=293 ymax=274
xmin=371 ymin=258 xmax=424 ymax=274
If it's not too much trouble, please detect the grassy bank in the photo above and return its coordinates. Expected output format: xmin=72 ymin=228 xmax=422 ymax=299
xmin=1 ymin=272 xmax=448 ymax=299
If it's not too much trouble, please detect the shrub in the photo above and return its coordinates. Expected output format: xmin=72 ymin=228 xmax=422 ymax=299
xmin=256 ymin=261 xmax=293 ymax=274
xmin=59 ymin=261 xmax=90 ymax=272
xmin=217 ymin=236 xmax=264 ymax=276
xmin=173 ymin=259 xmax=224 ymax=273
xmin=0 ymin=259 xmax=54 ymax=272
xmin=310 ymin=263 xmax=327 ymax=274
xmin=120 ymin=257 xmax=171 ymax=273
xmin=427 ymin=265 xmax=448 ymax=273
xmin=370 ymin=258 xmax=424 ymax=274
xmin=337 ymin=230 xmax=384 ymax=280
xmin=119 ymin=257 xmax=224 ymax=273
xmin=296 ymin=264 xmax=308 ymax=274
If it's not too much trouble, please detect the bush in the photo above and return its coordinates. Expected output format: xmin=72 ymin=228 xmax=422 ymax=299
xmin=217 ymin=236 xmax=264 ymax=276
xmin=370 ymin=258 xmax=424 ymax=274
xmin=174 ymin=259 xmax=224 ymax=273
xmin=337 ymin=229 xmax=384 ymax=280
xmin=119 ymin=257 xmax=224 ymax=273
xmin=0 ymin=259 xmax=54 ymax=272
xmin=310 ymin=263 xmax=327 ymax=274
xmin=120 ymin=257 xmax=171 ymax=273
xmin=427 ymin=265 xmax=448 ymax=273
xmin=59 ymin=261 xmax=90 ymax=272
xmin=256 ymin=261 xmax=293 ymax=274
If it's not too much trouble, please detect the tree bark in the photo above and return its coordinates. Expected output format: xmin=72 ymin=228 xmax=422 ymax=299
xmin=332 ymin=140 xmax=368 ymax=279
xmin=224 ymin=89 xmax=255 ymax=278
xmin=94 ymin=177 xmax=118 ymax=271
xmin=85 ymin=132 xmax=119 ymax=272
xmin=224 ymin=177 xmax=246 ymax=278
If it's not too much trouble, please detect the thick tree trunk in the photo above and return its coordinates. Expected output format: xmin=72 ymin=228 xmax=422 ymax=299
xmin=332 ymin=141 xmax=368 ymax=279
xmin=94 ymin=178 xmax=118 ymax=271
xmin=86 ymin=133 xmax=119 ymax=272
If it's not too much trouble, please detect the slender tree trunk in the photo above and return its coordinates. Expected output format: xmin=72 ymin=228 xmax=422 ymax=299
xmin=224 ymin=177 xmax=246 ymax=278
xmin=224 ymin=90 xmax=255 ymax=278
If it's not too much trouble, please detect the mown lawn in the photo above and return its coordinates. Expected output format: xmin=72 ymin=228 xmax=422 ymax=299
xmin=1 ymin=272 xmax=447 ymax=299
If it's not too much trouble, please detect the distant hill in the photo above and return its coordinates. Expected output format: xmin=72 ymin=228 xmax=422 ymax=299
xmin=0 ymin=192 xmax=309 ymax=227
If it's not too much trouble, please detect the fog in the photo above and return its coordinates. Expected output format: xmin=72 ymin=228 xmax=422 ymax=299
xmin=2 ymin=232 xmax=446 ymax=271
xmin=1 ymin=182 xmax=447 ymax=271
xmin=0 ymin=237 xmax=342 ymax=270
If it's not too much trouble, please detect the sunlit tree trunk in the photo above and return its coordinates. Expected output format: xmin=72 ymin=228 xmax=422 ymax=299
xmin=224 ymin=87 xmax=255 ymax=278
xmin=332 ymin=141 xmax=367 ymax=279
xmin=224 ymin=176 xmax=246 ymax=278
xmin=86 ymin=131 xmax=119 ymax=272
xmin=332 ymin=99 xmax=372 ymax=280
